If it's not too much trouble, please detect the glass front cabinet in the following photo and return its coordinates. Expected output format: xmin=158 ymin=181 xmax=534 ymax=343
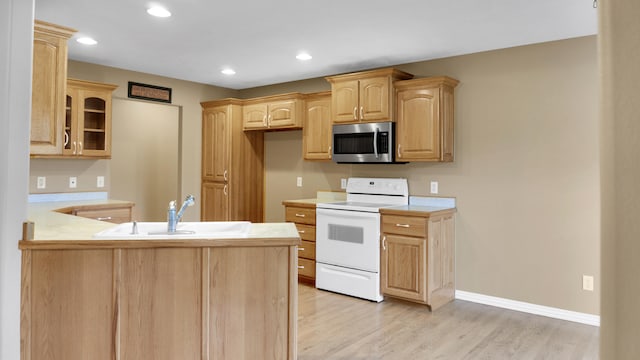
xmin=65 ymin=79 xmax=117 ymax=158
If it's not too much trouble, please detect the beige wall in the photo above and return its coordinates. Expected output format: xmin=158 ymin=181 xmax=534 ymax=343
xmin=28 ymin=36 xmax=599 ymax=316
xmin=252 ymin=36 xmax=600 ymax=315
xmin=599 ymin=0 xmax=640 ymax=358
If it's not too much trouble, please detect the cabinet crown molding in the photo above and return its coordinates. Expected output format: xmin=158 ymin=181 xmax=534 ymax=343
xmin=394 ymin=76 xmax=460 ymax=89
xmin=325 ymin=67 xmax=414 ymax=83
xmin=34 ymin=19 xmax=76 ymax=38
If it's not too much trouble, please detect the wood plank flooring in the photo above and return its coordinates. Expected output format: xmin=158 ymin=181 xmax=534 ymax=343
xmin=297 ymin=284 xmax=599 ymax=359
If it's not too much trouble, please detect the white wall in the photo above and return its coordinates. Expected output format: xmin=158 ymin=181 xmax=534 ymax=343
xmin=0 ymin=0 xmax=33 ymax=358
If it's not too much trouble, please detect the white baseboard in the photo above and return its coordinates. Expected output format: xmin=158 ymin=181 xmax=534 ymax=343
xmin=455 ymin=290 xmax=600 ymax=327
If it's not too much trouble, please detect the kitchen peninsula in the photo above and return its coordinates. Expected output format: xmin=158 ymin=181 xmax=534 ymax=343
xmin=19 ymin=202 xmax=300 ymax=360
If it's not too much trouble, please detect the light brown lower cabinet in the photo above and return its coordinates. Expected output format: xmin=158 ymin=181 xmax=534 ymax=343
xmin=282 ymin=202 xmax=317 ymax=284
xmin=20 ymin=243 xmax=297 ymax=360
xmin=380 ymin=209 xmax=456 ymax=310
xmin=54 ymin=202 xmax=134 ymax=224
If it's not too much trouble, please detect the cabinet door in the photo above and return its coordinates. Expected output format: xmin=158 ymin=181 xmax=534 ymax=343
xmin=332 ymin=80 xmax=360 ymax=123
xmin=303 ymin=96 xmax=332 ymax=160
xmin=202 ymin=107 xmax=230 ymax=182
xmin=77 ymin=89 xmax=111 ymax=157
xmin=396 ymin=87 xmax=441 ymax=161
xmin=359 ymin=76 xmax=391 ymax=122
xmin=30 ymin=32 xmax=68 ymax=155
xmin=242 ymin=103 xmax=268 ymax=130
xmin=63 ymin=90 xmax=78 ymax=156
xmin=201 ymin=181 xmax=228 ymax=221
xmin=381 ymin=233 xmax=427 ymax=303
xmin=268 ymin=99 xmax=300 ymax=129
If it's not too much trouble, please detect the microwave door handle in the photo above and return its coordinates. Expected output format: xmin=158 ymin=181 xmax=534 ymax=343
xmin=373 ymin=128 xmax=379 ymax=159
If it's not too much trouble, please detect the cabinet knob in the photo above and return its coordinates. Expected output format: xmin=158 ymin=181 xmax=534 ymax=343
xmin=353 ymin=107 xmax=357 ymax=120
xmin=298 ymin=265 xmax=305 ymax=269
xmin=298 ymin=247 xmax=305 ymax=251
xmin=298 ymin=230 xmax=305 ymax=234
xmin=382 ymin=236 xmax=387 ymax=250
xmin=360 ymin=106 xmax=364 ymax=120
xmin=395 ymin=223 xmax=410 ymax=228
xmin=295 ymin=213 xmax=305 ymax=218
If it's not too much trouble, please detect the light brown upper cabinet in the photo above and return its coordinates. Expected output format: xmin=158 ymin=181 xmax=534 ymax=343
xmin=30 ymin=20 xmax=76 ymax=156
xmin=395 ymin=77 xmax=459 ymax=162
xmin=64 ymin=79 xmax=117 ymax=158
xmin=242 ymin=93 xmax=304 ymax=131
xmin=326 ymin=68 xmax=413 ymax=124
xmin=303 ymin=91 xmax=332 ymax=160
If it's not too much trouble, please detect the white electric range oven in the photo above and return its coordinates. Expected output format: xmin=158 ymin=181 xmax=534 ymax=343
xmin=315 ymin=177 xmax=408 ymax=302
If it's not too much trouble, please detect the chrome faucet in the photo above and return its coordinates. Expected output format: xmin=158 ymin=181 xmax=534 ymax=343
xmin=167 ymin=194 xmax=195 ymax=233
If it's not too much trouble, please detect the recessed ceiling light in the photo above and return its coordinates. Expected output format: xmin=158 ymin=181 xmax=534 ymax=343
xmin=76 ymin=37 xmax=97 ymax=45
xmin=221 ymin=68 xmax=236 ymax=75
xmin=296 ymin=53 xmax=312 ymax=61
xmin=147 ymin=6 xmax=172 ymax=17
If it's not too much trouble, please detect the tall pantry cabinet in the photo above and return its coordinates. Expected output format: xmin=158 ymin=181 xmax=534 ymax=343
xmin=200 ymin=99 xmax=264 ymax=222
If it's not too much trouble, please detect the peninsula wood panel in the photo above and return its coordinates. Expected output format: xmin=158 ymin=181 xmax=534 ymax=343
xmin=209 ymin=246 xmax=291 ymax=360
xmin=23 ymin=249 xmax=115 ymax=360
xmin=22 ymin=241 xmax=298 ymax=360
xmin=119 ymin=248 xmax=202 ymax=360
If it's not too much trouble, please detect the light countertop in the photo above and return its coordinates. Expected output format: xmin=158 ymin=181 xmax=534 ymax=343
xmin=23 ymin=197 xmax=300 ymax=249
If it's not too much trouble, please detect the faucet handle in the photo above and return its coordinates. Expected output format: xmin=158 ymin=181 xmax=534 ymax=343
xmin=169 ymin=200 xmax=177 ymax=210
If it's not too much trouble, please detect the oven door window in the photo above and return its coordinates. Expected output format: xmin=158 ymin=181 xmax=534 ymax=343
xmin=328 ymin=224 xmax=363 ymax=244
xmin=316 ymin=208 xmax=381 ymax=273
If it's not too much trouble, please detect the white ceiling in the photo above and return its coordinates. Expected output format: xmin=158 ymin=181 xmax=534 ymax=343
xmin=34 ymin=0 xmax=598 ymax=90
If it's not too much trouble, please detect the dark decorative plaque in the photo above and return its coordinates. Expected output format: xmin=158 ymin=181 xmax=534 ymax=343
xmin=127 ymin=81 xmax=172 ymax=103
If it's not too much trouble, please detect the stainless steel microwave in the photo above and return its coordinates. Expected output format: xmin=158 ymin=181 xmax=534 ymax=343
xmin=332 ymin=122 xmax=403 ymax=163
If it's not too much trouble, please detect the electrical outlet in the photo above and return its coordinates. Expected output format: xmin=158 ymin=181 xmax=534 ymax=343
xmin=296 ymin=177 xmax=302 ymax=187
xmin=582 ymin=275 xmax=594 ymax=291
xmin=341 ymin=178 xmax=347 ymax=189
xmin=430 ymin=181 xmax=439 ymax=194
xmin=97 ymin=176 xmax=105 ymax=188
xmin=69 ymin=176 xmax=77 ymax=189
xmin=37 ymin=176 xmax=46 ymax=189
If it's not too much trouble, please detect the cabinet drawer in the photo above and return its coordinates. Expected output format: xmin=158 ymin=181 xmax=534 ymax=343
xmin=382 ymin=215 xmax=426 ymax=237
xmin=298 ymin=258 xmax=316 ymax=278
xmin=73 ymin=207 xmax=132 ymax=224
xmin=298 ymin=240 xmax=316 ymax=260
xmin=285 ymin=207 xmax=316 ymax=225
xmin=295 ymin=224 xmax=316 ymax=241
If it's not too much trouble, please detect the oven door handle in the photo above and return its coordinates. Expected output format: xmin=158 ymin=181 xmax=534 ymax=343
xmin=373 ymin=127 xmax=379 ymax=159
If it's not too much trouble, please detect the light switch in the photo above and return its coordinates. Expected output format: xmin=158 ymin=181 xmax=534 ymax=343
xmin=296 ymin=177 xmax=302 ymax=187
xmin=341 ymin=178 xmax=347 ymax=189
xmin=430 ymin=181 xmax=439 ymax=194
xmin=69 ymin=177 xmax=77 ymax=189
xmin=97 ymin=176 xmax=105 ymax=188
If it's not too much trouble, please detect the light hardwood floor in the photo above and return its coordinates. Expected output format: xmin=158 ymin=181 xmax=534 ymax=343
xmin=297 ymin=284 xmax=599 ymax=359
